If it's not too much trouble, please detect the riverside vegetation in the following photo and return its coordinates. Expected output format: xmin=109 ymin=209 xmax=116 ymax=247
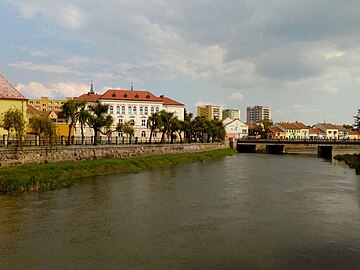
xmin=0 ymin=148 xmax=237 ymax=194
xmin=334 ymin=154 xmax=360 ymax=174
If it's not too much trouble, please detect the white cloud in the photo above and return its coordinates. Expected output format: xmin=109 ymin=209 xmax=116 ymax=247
xmin=16 ymin=81 xmax=89 ymax=99
xmin=229 ymin=92 xmax=244 ymax=101
xmin=9 ymin=61 xmax=73 ymax=74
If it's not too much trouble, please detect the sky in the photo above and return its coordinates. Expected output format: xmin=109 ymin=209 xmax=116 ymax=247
xmin=0 ymin=0 xmax=359 ymax=125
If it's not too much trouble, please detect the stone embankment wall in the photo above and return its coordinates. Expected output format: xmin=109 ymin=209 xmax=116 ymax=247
xmin=0 ymin=143 xmax=227 ymax=167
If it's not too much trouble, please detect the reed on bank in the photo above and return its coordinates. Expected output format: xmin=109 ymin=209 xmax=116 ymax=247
xmin=0 ymin=148 xmax=237 ymax=194
xmin=334 ymin=154 xmax=360 ymax=174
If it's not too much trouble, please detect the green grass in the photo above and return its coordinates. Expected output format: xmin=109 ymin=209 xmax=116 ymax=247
xmin=0 ymin=148 xmax=238 ymax=194
xmin=334 ymin=154 xmax=360 ymax=174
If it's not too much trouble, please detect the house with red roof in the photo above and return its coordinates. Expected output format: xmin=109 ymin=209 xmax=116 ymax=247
xmin=0 ymin=74 xmax=27 ymax=138
xmin=75 ymin=87 xmax=185 ymax=141
xmin=274 ymin=122 xmax=309 ymax=139
xmin=315 ymin=123 xmax=339 ymax=139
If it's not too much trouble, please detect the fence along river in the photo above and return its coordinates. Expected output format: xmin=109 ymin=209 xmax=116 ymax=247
xmin=1 ymin=153 xmax=360 ymax=269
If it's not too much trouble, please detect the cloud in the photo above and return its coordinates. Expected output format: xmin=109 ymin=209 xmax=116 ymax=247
xmin=9 ymin=61 xmax=74 ymax=74
xmin=229 ymin=92 xmax=244 ymax=101
xmin=16 ymin=81 xmax=89 ymax=99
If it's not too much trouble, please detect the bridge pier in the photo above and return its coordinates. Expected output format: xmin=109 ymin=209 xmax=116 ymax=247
xmin=317 ymin=146 xmax=332 ymax=159
xmin=236 ymin=144 xmax=257 ymax=153
xmin=266 ymin=145 xmax=285 ymax=154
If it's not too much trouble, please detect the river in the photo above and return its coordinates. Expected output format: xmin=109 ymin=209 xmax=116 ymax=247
xmin=1 ymin=153 xmax=360 ymax=270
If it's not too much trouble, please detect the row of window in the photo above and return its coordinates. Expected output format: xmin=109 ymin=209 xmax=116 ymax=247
xmin=118 ymin=131 xmax=157 ymax=138
xmin=109 ymin=105 xmax=160 ymax=115
xmin=29 ymin=101 xmax=64 ymax=105
xmin=118 ymin=118 xmax=147 ymax=127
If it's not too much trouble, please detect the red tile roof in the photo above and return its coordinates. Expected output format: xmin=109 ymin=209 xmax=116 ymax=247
xmin=269 ymin=126 xmax=283 ymax=133
xmin=75 ymin=92 xmax=102 ymax=102
xmin=100 ymin=89 xmax=163 ymax=102
xmin=0 ymin=74 xmax=27 ymax=100
xmin=317 ymin=123 xmax=338 ymax=129
xmin=292 ymin=121 xmax=308 ymax=129
xmin=309 ymin=128 xmax=326 ymax=135
xmin=276 ymin=122 xmax=300 ymax=130
xmin=160 ymin=95 xmax=184 ymax=106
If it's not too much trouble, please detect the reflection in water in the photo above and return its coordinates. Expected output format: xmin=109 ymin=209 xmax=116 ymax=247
xmin=0 ymin=154 xmax=360 ymax=269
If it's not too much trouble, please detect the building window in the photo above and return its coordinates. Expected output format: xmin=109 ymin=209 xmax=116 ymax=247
xmin=118 ymin=118 xmax=123 ymax=124
xmin=155 ymin=107 xmax=159 ymax=113
xmin=121 ymin=106 xmax=125 ymax=114
xmin=36 ymin=101 xmax=40 ymax=104
xmin=36 ymin=106 xmax=40 ymax=109
xmin=49 ymin=101 xmax=52 ymax=104
xmin=55 ymin=101 xmax=58 ymax=104
xmin=139 ymin=106 xmax=143 ymax=115
xmin=109 ymin=105 xmax=114 ymax=114
xmin=128 ymin=106 xmax=132 ymax=115
xmin=129 ymin=119 xmax=135 ymax=125
xmin=133 ymin=106 xmax=137 ymax=115
xmin=42 ymin=104 xmax=46 ymax=107
xmin=144 ymin=106 xmax=148 ymax=115
xmin=141 ymin=131 xmax=146 ymax=138
xmin=49 ymin=106 xmax=52 ymax=109
xmin=29 ymin=101 xmax=33 ymax=104
xmin=141 ymin=119 xmax=146 ymax=127
xmin=151 ymin=107 xmax=154 ymax=114
xmin=116 ymin=106 xmax=120 ymax=114
xmin=118 ymin=132 xmax=123 ymax=137
xmin=152 ymin=132 xmax=157 ymax=138
xmin=55 ymin=106 xmax=59 ymax=109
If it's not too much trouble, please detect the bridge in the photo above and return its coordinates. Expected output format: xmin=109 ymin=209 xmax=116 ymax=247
xmin=236 ymin=139 xmax=360 ymax=158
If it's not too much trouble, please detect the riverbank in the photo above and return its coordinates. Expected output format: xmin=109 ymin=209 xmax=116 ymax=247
xmin=0 ymin=148 xmax=237 ymax=194
xmin=334 ymin=154 xmax=360 ymax=174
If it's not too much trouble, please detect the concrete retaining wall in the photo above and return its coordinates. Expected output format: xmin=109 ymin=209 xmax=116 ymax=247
xmin=0 ymin=143 xmax=227 ymax=167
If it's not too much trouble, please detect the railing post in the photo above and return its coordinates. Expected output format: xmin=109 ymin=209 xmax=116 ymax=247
xmin=2 ymin=135 xmax=7 ymax=147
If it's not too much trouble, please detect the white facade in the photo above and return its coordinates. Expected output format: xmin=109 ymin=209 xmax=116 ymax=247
xmin=247 ymin=106 xmax=271 ymax=123
xmin=223 ymin=117 xmax=248 ymax=140
xmin=74 ymin=90 xmax=185 ymax=141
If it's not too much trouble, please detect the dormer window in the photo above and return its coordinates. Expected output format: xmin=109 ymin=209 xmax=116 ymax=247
xmin=112 ymin=93 xmax=116 ymax=98
xmin=124 ymin=93 xmax=128 ymax=98
xmin=146 ymin=94 xmax=150 ymax=99
xmin=135 ymin=93 xmax=139 ymax=98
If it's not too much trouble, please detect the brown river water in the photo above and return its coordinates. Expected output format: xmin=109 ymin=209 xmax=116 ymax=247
xmin=1 ymin=153 xmax=360 ymax=269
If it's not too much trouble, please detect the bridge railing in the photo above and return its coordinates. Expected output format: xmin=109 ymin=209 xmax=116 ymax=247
xmin=236 ymin=138 xmax=360 ymax=144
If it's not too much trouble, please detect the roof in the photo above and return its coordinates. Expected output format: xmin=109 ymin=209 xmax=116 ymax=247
xmin=276 ymin=122 xmax=301 ymax=130
xmin=309 ymin=128 xmax=326 ymax=135
xmin=75 ymin=92 xmax=102 ymax=102
xmin=160 ymin=95 xmax=184 ymax=106
xmin=0 ymin=74 xmax=27 ymax=100
xmin=292 ymin=121 xmax=308 ymax=129
xmin=99 ymin=89 xmax=163 ymax=102
xmin=317 ymin=123 xmax=338 ymax=129
xmin=269 ymin=126 xmax=283 ymax=133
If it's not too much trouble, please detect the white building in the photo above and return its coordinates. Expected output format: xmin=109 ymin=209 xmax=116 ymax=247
xmin=223 ymin=117 xmax=248 ymax=140
xmin=246 ymin=105 xmax=271 ymax=123
xmin=75 ymin=89 xmax=185 ymax=141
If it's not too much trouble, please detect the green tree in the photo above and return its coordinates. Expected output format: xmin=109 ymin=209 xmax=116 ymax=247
xmin=183 ymin=111 xmax=193 ymax=143
xmin=116 ymin=120 xmax=134 ymax=143
xmin=87 ymin=103 xmax=113 ymax=145
xmin=192 ymin=116 xmax=207 ymax=142
xmin=0 ymin=107 xmax=26 ymax=146
xmin=29 ymin=115 xmax=56 ymax=145
xmin=147 ymin=112 xmax=162 ymax=143
xmin=158 ymin=110 xmax=174 ymax=143
xmin=78 ymin=104 xmax=91 ymax=144
xmin=61 ymin=100 xmax=86 ymax=145
xmin=354 ymin=109 xmax=360 ymax=132
xmin=169 ymin=117 xmax=182 ymax=143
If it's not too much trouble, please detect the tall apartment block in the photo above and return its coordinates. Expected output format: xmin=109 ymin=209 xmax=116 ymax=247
xmin=197 ymin=105 xmax=222 ymax=120
xmin=222 ymin=109 xmax=241 ymax=120
xmin=28 ymin=97 xmax=73 ymax=111
xmin=246 ymin=105 xmax=271 ymax=123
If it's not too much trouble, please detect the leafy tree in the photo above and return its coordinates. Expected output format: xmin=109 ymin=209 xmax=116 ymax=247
xmin=87 ymin=103 xmax=113 ymax=145
xmin=117 ymin=120 xmax=134 ymax=140
xmin=61 ymin=100 xmax=86 ymax=145
xmin=0 ymin=107 xmax=26 ymax=145
xmin=147 ymin=112 xmax=162 ymax=143
xmin=354 ymin=109 xmax=360 ymax=132
xmin=29 ymin=115 xmax=56 ymax=145
xmin=192 ymin=116 xmax=207 ymax=142
xmin=78 ymin=104 xmax=92 ymax=144
xmin=169 ymin=117 xmax=182 ymax=143
xmin=183 ymin=112 xmax=193 ymax=143
xmin=158 ymin=110 xmax=174 ymax=143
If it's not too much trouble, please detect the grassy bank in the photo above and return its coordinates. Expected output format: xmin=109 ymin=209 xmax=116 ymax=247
xmin=334 ymin=154 xmax=360 ymax=174
xmin=0 ymin=148 xmax=237 ymax=194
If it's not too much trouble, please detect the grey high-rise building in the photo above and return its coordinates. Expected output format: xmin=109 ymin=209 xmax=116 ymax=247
xmin=246 ymin=106 xmax=271 ymax=123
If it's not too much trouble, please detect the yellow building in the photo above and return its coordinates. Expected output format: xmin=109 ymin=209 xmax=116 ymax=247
xmin=0 ymin=73 xmax=27 ymax=138
xmin=197 ymin=105 xmax=222 ymax=120
xmin=26 ymin=104 xmax=71 ymax=138
xmin=28 ymin=97 xmax=72 ymax=111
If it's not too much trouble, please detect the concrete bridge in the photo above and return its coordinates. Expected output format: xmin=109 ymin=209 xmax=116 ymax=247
xmin=236 ymin=139 xmax=360 ymax=158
